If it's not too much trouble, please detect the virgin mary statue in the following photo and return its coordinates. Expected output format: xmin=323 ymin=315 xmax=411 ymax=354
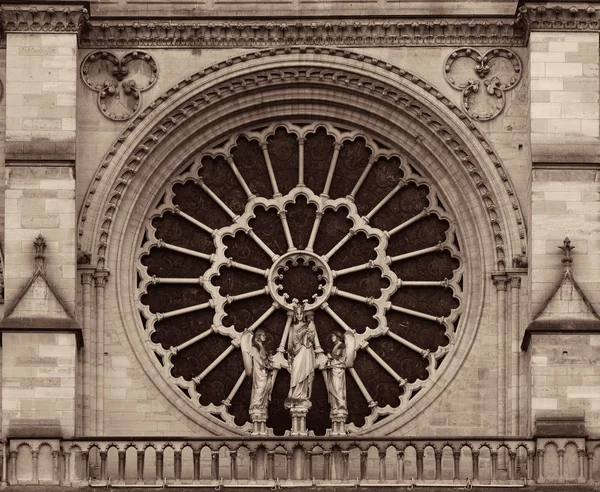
xmin=285 ymin=304 xmax=317 ymax=408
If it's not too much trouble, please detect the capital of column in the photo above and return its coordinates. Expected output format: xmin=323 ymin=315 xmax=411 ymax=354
xmin=508 ymin=276 xmax=521 ymax=289
xmin=492 ymin=274 xmax=509 ymax=291
xmin=81 ymin=272 xmax=94 ymax=286
xmin=0 ymin=5 xmax=89 ymax=34
xmin=94 ymin=270 xmax=110 ymax=288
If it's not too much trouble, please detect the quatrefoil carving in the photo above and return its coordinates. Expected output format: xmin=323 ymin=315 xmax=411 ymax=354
xmin=444 ymin=48 xmax=522 ymax=121
xmin=81 ymin=51 xmax=158 ymax=121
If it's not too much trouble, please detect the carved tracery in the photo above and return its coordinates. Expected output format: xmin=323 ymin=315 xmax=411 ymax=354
xmin=136 ymin=121 xmax=463 ymax=435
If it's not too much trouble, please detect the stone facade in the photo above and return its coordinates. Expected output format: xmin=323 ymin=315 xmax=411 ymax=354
xmin=0 ymin=0 xmax=598 ymax=488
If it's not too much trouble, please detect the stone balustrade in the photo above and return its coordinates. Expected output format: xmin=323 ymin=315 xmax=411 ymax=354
xmin=3 ymin=436 xmax=600 ymax=487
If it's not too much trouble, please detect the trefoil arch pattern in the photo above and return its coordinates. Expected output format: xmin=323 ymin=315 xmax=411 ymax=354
xmin=136 ymin=121 xmax=463 ymax=435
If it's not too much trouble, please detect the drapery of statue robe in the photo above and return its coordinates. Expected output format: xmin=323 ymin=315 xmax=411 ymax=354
xmin=287 ymin=319 xmax=316 ymax=401
xmin=249 ymin=345 xmax=273 ymax=412
xmin=326 ymin=343 xmax=347 ymax=413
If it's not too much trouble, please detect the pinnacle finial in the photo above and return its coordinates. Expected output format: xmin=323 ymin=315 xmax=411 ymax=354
xmin=33 ymin=234 xmax=47 ymax=271
xmin=558 ymin=236 xmax=574 ymax=270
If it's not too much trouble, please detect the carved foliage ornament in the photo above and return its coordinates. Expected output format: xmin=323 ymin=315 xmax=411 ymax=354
xmin=136 ymin=121 xmax=463 ymax=435
xmin=444 ymin=48 xmax=522 ymax=121
xmin=79 ymin=19 xmax=527 ymax=48
xmin=81 ymin=51 xmax=158 ymax=121
xmin=0 ymin=6 xmax=88 ymax=33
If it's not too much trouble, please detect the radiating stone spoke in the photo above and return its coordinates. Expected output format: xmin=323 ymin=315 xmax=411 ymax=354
xmin=323 ymin=229 xmax=355 ymax=262
xmin=196 ymin=177 xmax=239 ymax=221
xmin=226 ymin=259 xmax=269 ymax=277
xmin=397 ymin=279 xmax=450 ymax=289
xmin=246 ymin=304 xmax=278 ymax=333
xmin=222 ymin=371 xmax=247 ymax=407
xmin=363 ymin=178 xmax=406 ymax=222
xmin=278 ymin=210 xmax=296 ymax=252
xmin=305 ymin=211 xmax=324 ymax=252
xmin=348 ymin=156 xmax=376 ymax=200
xmin=169 ymin=326 xmax=217 ymax=355
xmin=193 ymin=344 xmax=236 ymax=384
xmin=173 ymin=206 xmax=215 ymax=235
xmin=322 ymin=303 xmax=355 ymax=333
xmin=156 ymin=240 xmax=213 ymax=261
xmin=332 ymin=288 xmax=376 ymax=305
xmin=385 ymin=207 xmax=430 ymax=237
xmin=348 ymin=368 xmax=378 ymax=407
xmin=226 ymin=155 xmax=255 ymax=199
xmin=298 ymin=137 xmax=306 ymax=186
xmin=260 ymin=142 xmax=281 ymax=197
xmin=365 ymin=346 xmax=407 ymax=386
xmin=149 ymin=276 xmax=205 ymax=285
xmin=389 ymin=242 xmax=447 ymax=263
xmin=322 ymin=142 xmax=343 ymax=198
xmin=332 ymin=260 xmax=376 ymax=277
xmin=386 ymin=330 xmax=431 ymax=358
xmin=386 ymin=302 xmax=445 ymax=325
xmin=225 ymin=288 xmax=269 ymax=304
xmin=246 ymin=229 xmax=278 ymax=261
xmin=156 ymin=301 xmax=213 ymax=321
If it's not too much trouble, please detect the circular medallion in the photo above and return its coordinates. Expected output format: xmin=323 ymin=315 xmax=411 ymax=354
xmin=269 ymin=251 xmax=332 ymax=310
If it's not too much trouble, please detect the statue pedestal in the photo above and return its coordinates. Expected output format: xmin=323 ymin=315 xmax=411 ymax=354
xmin=285 ymin=399 xmax=311 ymax=436
xmin=250 ymin=410 xmax=268 ymax=436
xmin=330 ymin=412 xmax=348 ymax=435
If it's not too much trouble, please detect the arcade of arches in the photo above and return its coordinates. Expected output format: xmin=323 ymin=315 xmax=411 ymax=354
xmin=0 ymin=0 xmax=600 ymax=488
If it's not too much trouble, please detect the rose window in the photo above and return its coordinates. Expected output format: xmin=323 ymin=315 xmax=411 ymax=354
xmin=137 ymin=122 xmax=462 ymax=435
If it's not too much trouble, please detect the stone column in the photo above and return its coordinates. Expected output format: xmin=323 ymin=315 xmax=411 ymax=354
xmin=94 ymin=271 xmax=109 ymax=435
xmin=493 ymin=276 xmax=508 ymax=436
xmin=80 ymin=268 xmax=94 ymax=436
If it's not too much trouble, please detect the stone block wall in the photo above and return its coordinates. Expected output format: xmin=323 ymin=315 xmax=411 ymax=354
xmin=5 ymin=33 xmax=77 ymax=161
xmin=530 ymin=169 xmax=600 ymax=315
xmin=530 ymin=32 xmax=600 ymax=163
xmin=528 ymin=334 xmax=600 ymax=435
xmin=4 ymin=166 xmax=76 ymax=312
xmin=2 ymin=333 xmax=77 ymax=438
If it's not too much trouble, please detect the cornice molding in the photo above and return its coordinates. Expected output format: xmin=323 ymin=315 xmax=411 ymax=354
xmin=520 ymin=3 xmax=600 ymax=32
xmin=78 ymin=18 xmax=528 ymax=49
xmin=0 ymin=4 xmax=88 ymax=34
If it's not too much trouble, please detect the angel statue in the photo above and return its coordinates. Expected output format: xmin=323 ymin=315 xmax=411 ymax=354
xmin=241 ymin=329 xmax=274 ymax=435
xmin=324 ymin=331 xmax=357 ymax=435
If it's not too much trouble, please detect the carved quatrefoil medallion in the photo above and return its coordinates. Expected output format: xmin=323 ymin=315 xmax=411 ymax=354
xmin=444 ymin=48 xmax=522 ymax=121
xmin=81 ymin=51 xmax=158 ymax=121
